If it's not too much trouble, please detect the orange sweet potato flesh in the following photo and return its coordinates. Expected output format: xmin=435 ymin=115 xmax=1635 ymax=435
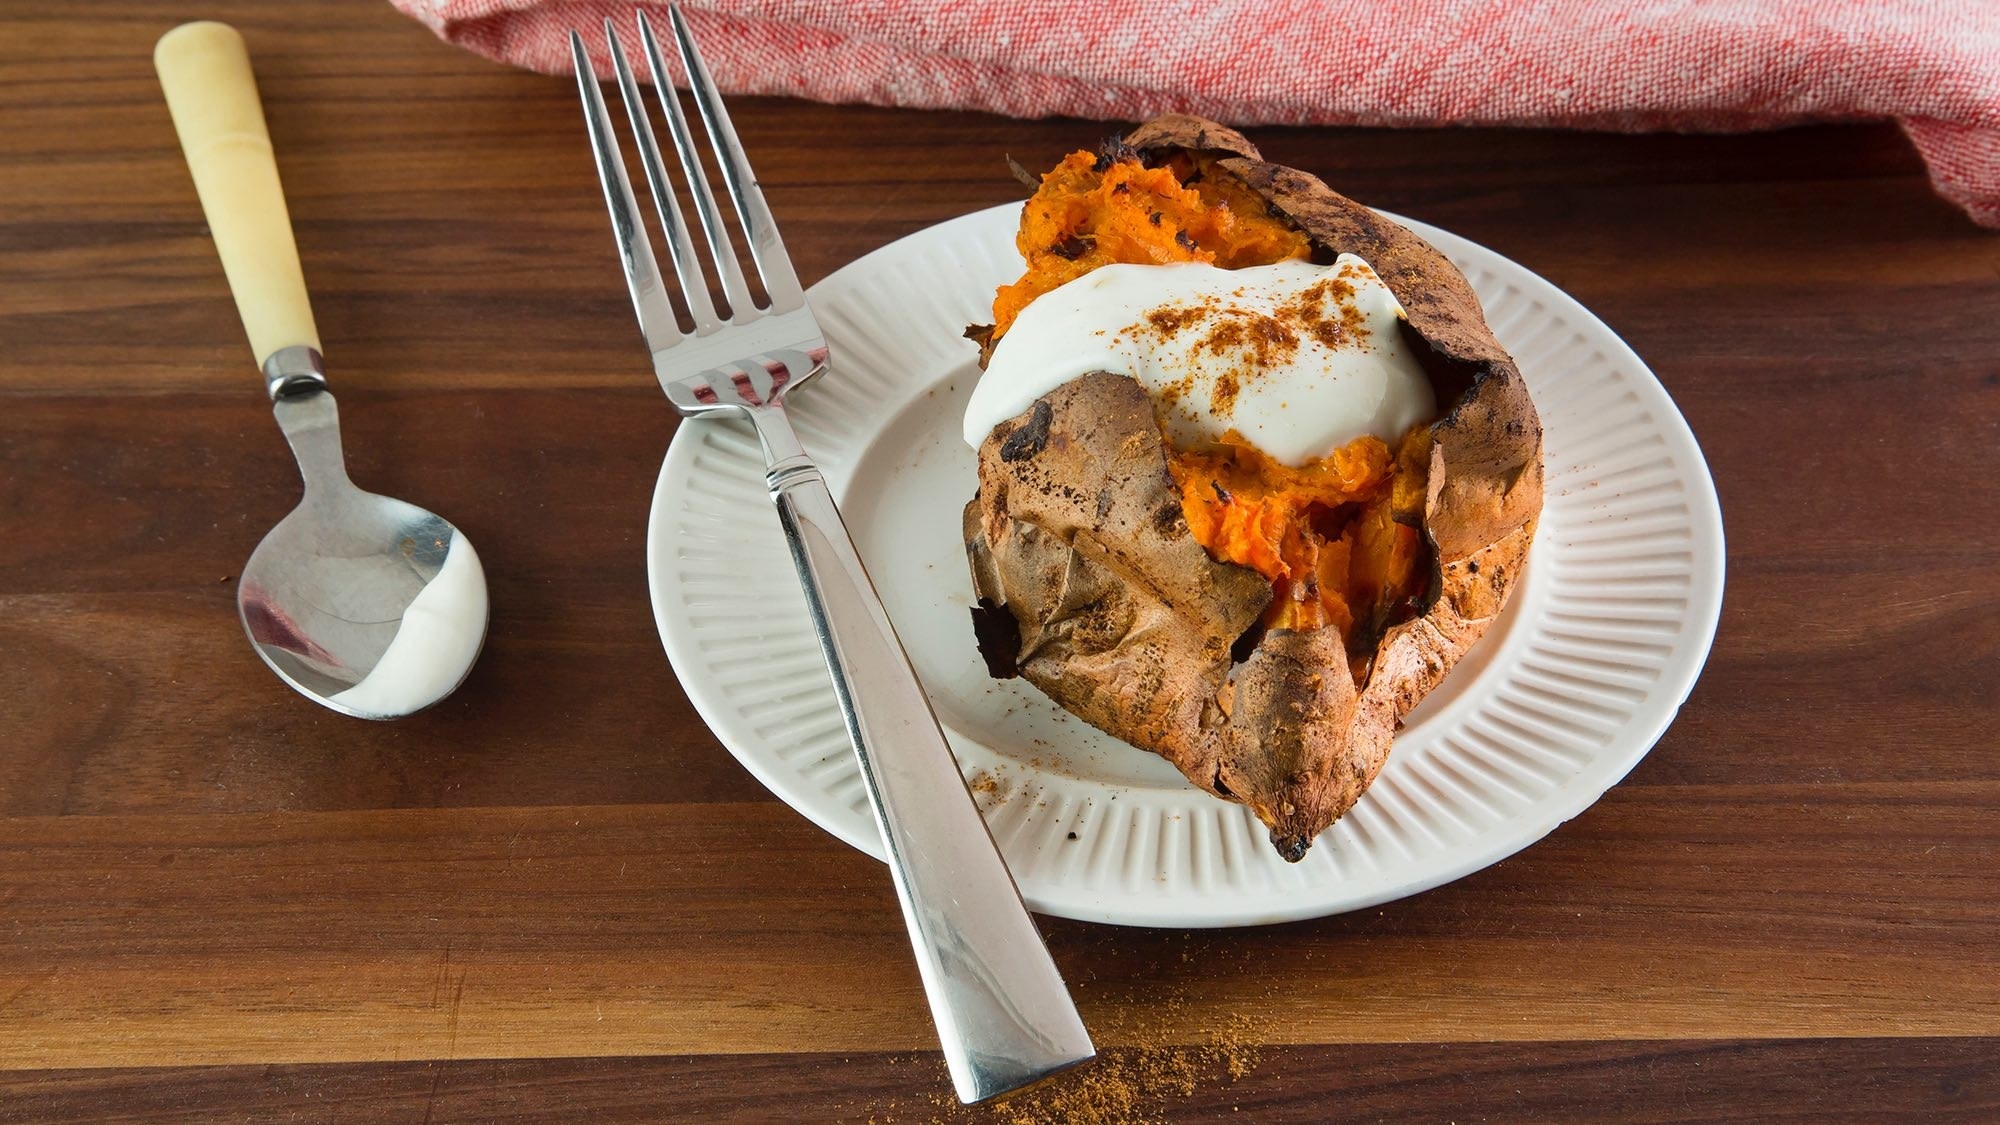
xmin=1170 ymin=430 xmax=1407 ymax=640
xmin=992 ymin=140 xmax=1429 ymax=653
xmin=963 ymin=115 xmax=1544 ymax=861
xmin=990 ymin=149 xmax=1310 ymax=340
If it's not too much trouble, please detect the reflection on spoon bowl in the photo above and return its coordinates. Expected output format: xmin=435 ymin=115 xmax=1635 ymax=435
xmin=237 ymin=391 xmax=488 ymax=720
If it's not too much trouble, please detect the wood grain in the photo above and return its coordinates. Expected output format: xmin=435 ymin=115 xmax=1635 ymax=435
xmin=0 ymin=793 xmax=1994 ymax=1069
xmin=2 ymin=0 xmax=1997 ymax=1119
xmin=2 ymin=1040 xmax=1995 ymax=1124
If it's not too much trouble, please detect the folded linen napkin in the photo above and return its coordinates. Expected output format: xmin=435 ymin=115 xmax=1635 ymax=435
xmin=393 ymin=0 xmax=2000 ymax=227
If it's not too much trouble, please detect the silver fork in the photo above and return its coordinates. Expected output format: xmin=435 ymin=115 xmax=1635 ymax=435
xmin=570 ymin=7 xmax=1093 ymax=1104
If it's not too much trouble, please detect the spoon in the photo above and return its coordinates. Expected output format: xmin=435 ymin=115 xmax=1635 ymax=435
xmin=156 ymin=22 xmax=488 ymax=719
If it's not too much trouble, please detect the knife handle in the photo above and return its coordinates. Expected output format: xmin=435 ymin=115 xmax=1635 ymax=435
xmin=155 ymin=22 xmax=320 ymax=369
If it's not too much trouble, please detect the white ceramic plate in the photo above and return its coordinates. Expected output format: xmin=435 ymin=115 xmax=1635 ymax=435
xmin=648 ymin=203 xmax=1724 ymax=928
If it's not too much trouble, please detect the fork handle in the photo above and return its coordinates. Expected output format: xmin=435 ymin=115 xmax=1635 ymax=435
xmin=750 ymin=409 xmax=1094 ymax=1103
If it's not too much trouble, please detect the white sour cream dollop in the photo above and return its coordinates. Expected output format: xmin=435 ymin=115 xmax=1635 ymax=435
xmin=963 ymin=256 xmax=1435 ymax=466
xmin=330 ymin=534 xmax=487 ymax=718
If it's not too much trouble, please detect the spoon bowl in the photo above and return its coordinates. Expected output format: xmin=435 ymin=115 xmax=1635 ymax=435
xmin=238 ymin=389 xmax=486 ymax=718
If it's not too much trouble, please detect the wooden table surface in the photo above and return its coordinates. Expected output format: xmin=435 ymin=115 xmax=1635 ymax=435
xmin=5 ymin=2 xmax=1998 ymax=1121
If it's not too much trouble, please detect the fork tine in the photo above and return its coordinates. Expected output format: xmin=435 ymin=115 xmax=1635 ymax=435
xmin=636 ymin=10 xmax=758 ymax=319
xmin=571 ymin=31 xmax=682 ymax=357
xmin=660 ymin=4 xmax=806 ymax=314
xmin=604 ymin=19 xmax=720 ymax=333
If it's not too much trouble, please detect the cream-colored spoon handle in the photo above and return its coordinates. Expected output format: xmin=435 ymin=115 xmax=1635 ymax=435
xmin=155 ymin=21 xmax=319 ymax=367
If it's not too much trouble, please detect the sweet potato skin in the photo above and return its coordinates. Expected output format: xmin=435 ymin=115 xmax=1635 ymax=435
xmin=965 ymin=115 xmax=1543 ymax=861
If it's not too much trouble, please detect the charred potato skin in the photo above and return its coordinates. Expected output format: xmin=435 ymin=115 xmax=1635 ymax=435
xmin=965 ymin=115 xmax=1544 ymax=861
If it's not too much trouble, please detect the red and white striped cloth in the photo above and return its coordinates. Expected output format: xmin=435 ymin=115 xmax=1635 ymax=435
xmin=392 ymin=0 xmax=2000 ymax=228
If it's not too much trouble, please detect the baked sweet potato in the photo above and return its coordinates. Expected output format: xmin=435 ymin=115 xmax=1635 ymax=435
xmin=964 ymin=115 xmax=1543 ymax=862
